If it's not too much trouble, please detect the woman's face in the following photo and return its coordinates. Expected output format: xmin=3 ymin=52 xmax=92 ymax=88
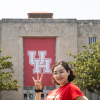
xmin=53 ymin=65 xmax=70 ymax=87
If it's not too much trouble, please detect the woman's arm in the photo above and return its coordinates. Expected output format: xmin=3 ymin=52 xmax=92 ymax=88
xmin=34 ymin=93 xmax=41 ymax=100
xmin=75 ymin=96 xmax=89 ymax=100
xmin=32 ymin=73 xmax=43 ymax=100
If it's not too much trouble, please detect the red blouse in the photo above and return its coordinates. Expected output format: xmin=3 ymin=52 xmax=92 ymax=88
xmin=45 ymin=82 xmax=84 ymax=100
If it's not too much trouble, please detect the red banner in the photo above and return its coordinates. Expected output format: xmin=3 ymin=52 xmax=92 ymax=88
xmin=24 ymin=38 xmax=55 ymax=86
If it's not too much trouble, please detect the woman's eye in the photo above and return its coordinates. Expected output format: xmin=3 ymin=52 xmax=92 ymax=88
xmin=60 ymin=71 xmax=63 ymax=73
xmin=54 ymin=73 xmax=57 ymax=75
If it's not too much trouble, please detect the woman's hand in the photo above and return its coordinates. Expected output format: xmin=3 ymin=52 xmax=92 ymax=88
xmin=32 ymin=73 xmax=43 ymax=90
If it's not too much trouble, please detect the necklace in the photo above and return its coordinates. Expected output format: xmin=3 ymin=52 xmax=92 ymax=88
xmin=53 ymin=82 xmax=69 ymax=100
xmin=53 ymin=88 xmax=61 ymax=100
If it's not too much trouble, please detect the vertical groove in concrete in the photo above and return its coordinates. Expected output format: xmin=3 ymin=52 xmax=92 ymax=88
xmin=0 ymin=20 xmax=1 ymax=100
xmin=18 ymin=37 xmax=23 ymax=100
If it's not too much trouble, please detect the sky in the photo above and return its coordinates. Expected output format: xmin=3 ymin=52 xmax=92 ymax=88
xmin=0 ymin=0 xmax=100 ymax=20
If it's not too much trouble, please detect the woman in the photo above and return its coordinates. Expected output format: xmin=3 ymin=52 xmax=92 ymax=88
xmin=32 ymin=61 xmax=88 ymax=100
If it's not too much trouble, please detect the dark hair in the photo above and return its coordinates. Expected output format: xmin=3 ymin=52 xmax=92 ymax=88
xmin=52 ymin=61 xmax=76 ymax=85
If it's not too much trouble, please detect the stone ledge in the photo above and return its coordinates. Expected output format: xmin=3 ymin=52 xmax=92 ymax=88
xmin=1 ymin=18 xmax=77 ymax=23
xmin=77 ymin=20 xmax=100 ymax=24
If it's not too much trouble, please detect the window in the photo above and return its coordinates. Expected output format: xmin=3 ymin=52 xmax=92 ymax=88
xmin=89 ymin=37 xmax=96 ymax=44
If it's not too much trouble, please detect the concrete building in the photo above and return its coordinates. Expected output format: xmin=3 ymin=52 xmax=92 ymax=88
xmin=0 ymin=12 xmax=100 ymax=100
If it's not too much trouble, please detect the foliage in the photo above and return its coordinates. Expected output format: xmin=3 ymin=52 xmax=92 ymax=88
xmin=67 ymin=40 xmax=100 ymax=94
xmin=0 ymin=50 xmax=21 ymax=91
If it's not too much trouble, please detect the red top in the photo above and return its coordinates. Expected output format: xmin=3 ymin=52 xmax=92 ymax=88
xmin=45 ymin=83 xmax=84 ymax=100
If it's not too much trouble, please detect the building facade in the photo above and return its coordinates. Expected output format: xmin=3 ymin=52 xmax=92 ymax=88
xmin=0 ymin=12 xmax=100 ymax=100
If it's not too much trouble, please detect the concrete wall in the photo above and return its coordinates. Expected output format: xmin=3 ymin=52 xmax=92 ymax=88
xmin=0 ymin=18 xmax=77 ymax=100
xmin=0 ymin=20 xmax=1 ymax=100
xmin=0 ymin=20 xmax=1 ymax=51
xmin=77 ymin=20 xmax=100 ymax=53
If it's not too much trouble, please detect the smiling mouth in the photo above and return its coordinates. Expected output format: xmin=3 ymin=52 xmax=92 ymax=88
xmin=57 ymin=78 xmax=63 ymax=81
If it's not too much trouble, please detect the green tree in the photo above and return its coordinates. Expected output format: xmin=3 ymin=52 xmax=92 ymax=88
xmin=0 ymin=50 xmax=21 ymax=91
xmin=67 ymin=40 xmax=100 ymax=95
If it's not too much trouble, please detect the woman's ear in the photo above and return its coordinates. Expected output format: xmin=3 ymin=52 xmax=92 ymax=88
xmin=68 ymin=70 xmax=70 ymax=75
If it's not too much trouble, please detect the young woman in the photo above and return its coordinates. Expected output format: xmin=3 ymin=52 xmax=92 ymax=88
xmin=32 ymin=61 xmax=88 ymax=100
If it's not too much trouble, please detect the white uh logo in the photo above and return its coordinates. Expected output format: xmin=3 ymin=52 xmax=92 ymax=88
xmin=28 ymin=51 xmax=52 ymax=74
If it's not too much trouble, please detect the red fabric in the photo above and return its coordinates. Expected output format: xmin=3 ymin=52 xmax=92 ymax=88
xmin=45 ymin=83 xmax=84 ymax=100
xmin=24 ymin=38 xmax=55 ymax=86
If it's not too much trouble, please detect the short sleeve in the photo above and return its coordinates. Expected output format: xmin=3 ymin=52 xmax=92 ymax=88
xmin=70 ymin=84 xmax=84 ymax=100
